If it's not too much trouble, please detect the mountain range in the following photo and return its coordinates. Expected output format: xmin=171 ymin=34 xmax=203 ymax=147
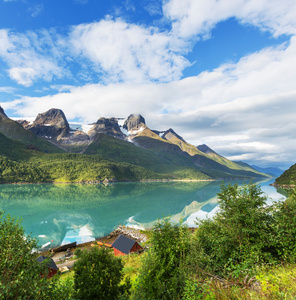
xmin=0 ymin=107 xmax=269 ymax=183
xmin=250 ymin=165 xmax=284 ymax=177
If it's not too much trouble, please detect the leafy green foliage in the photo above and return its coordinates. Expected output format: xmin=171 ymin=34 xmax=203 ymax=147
xmin=135 ymin=218 xmax=190 ymax=300
xmin=188 ymin=183 xmax=296 ymax=279
xmin=73 ymin=247 xmax=131 ymax=300
xmin=190 ymin=183 xmax=276 ymax=276
xmin=0 ymin=156 xmax=48 ymax=183
xmin=271 ymin=189 xmax=296 ymax=262
xmin=0 ymin=211 xmax=67 ymax=299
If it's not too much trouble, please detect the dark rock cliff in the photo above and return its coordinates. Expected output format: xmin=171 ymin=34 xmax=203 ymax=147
xmin=123 ymin=114 xmax=146 ymax=132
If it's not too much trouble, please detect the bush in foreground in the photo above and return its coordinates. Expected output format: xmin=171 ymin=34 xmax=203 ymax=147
xmin=135 ymin=218 xmax=190 ymax=300
xmin=0 ymin=211 xmax=64 ymax=299
xmin=74 ymin=247 xmax=131 ymax=300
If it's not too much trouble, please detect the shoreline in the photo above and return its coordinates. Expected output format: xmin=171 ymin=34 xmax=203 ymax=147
xmin=0 ymin=176 xmax=268 ymax=186
xmin=0 ymin=178 xmax=217 ymax=185
xmin=270 ymin=183 xmax=295 ymax=188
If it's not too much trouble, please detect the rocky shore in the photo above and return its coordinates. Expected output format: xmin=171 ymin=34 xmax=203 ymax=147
xmin=106 ymin=225 xmax=148 ymax=243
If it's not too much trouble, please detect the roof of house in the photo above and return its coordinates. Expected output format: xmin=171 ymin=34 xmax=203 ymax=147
xmin=111 ymin=234 xmax=139 ymax=254
xmin=36 ymin=255 xmax=58 ymax=270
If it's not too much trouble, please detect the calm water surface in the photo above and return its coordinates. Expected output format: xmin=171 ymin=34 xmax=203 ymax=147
xmin=0 ymin=178 xmax=284 ymax=248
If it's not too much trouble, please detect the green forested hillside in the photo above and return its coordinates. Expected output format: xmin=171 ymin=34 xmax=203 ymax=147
xmin=0 ymin=131 xmax=208 ymax=183
xmin=0 ymin=130 xmax=268 ymax=183
xmin=0 ymin=114 xmax=269 ymax=183
xmin=84 ymin=133 xmax=211 ymax=180
xmin=275 ymin=163 xmax=296 ymax=186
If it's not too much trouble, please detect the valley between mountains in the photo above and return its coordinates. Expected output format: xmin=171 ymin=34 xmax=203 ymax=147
xmin=0 ymin=107 xmax=268 ymax=184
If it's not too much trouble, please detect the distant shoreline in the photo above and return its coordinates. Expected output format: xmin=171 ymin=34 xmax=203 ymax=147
xmin=0 ymin=177 xmax=264 ymax=185
xmin=270 ymin=183 xmax=295 ymax=188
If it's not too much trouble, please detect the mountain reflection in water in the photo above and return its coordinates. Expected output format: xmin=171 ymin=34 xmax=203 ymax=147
xmin=0 ymin=179 xmax=284 ymax=247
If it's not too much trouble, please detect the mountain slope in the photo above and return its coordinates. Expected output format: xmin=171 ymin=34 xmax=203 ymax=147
xmin=0 ymin=106 xmax=63 ymax=154
xmin=0 ymin=107 xmax=269 ymax=182
xmin=197 ymin=144 xmax=263 ymax=174
xmin=274 ymin=164 xmax=296 ymax=186
xmin=127 ymin=123 xmax=267 ymax=179
xmin=163 ymin=128 xmax=205 ymax=156
xmin=251 ymin=165 xmax=284 ymax=177
xmin=84 ymin=133 xmax=210 ymax=179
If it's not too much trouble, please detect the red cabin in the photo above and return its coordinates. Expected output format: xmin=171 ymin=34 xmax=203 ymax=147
xmin=36 ymin=255 xmax=58 ymax=278
xmin=111 ymin=234 xmax=143 ymax=256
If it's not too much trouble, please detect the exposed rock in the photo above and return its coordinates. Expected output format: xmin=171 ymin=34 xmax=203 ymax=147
xmin=197 ymin=144 xmax=218 ymax=155
xmin=107 ymin=225 xmax=147 ymax=243
xmin=88 ymin=117 xmax=125 ymax=139
xmin=0 ymin=106 xmax=7 ymax=119
xmin=59 ymin=130 xmax=90 ymax=144
xmin=29 ymin=108 xmax=70 ymax=140
xmin=123 ymin=114 xmax=146 ymax=132
xmin=162 ymin=128 xmax=186 ymax=143
xmin=57 ymin=130 xmax=91 ymax=152
xmin=16 ymin=119 xmax=31 ymax=129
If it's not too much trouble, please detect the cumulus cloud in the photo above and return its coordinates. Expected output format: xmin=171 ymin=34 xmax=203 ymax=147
xmin=163 ymin=0 xmax=296 ymax=38
xmin=0 ymin=29 xmax=66 ymax=86
xmin=4 ymin=28 xmax=296 ymax=168
xmin=70 ymin=18 xmax=190 ymax=83
xmin=0 ymin=17 xmax=190 ymax=86
xmin=1 ymin=0 xmax=296 ymax=168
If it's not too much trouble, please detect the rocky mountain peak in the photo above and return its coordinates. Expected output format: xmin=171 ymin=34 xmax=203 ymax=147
xmin=29 ymin=108 xmax=70 ymax=140
xmin=33 ymin=108 xmax=70 ymax=129
xmin=88 ymin=117 xmax=125 ymax=139
xmin=123 ymin=114 xmax=146 ymax=132
xmin=0 ymin=106 xmax=8 ymax=119
xmin=162 ymin=128 xmax=186 ymax=143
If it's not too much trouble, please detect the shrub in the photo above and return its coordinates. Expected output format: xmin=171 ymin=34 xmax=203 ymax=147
xmin=73 ymin=247 xmax=131 ymax=300
xmin=0 ymin=211 xmax=67 ymax=299
xmin=134 ymin=218 xmax=190 ymax=300
xmin=271 ymin=189 xmax=296 ymax=262
xmin=191 ymin=182 xmax=276 ymax=276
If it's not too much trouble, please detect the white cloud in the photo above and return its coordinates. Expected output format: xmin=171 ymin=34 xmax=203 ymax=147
xmin=0 ymin=29 xmax=66 ymax=86
xmin=1 ymin=0 xmax=296 ymax=168
xmin=163 ymin=0 xmax=296 ymax=38
xmin=0 ymin=86 xmax=15 ymax=93
xmin=70 ymin=18 xmax=190 ymax=83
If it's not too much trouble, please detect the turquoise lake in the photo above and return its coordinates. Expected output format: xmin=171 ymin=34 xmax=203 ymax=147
xmin=0 ymin=178 xmax=284 ymax=248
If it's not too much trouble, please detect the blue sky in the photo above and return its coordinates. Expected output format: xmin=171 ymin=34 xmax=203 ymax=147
xmin=0 ymin=0 xmax=296 ymax=169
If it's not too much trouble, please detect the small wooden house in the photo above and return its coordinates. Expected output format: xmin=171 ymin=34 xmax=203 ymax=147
xmin=111 ymin=234 xmax=143 ymax=256
xmin=36 ymin=255 xmax=58 ymax=278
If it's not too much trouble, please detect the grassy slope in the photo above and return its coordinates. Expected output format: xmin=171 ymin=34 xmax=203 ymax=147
xmin=162 ymin=130 xmax=206 ymax=157
xmin=131 ymin=131 xmax=268 ymax=179
xmin=275 ymin=163 xmax=296 ymax=186
xmin=0 ymin=132 xmax=160 ymax=183
xmin=0 ymin=115 xmax=64 ymax=153
xmin=0 ymin=117 xmax=268 ymax=182
xmin=164 ymin=133 xmax=268 ymax=178
xmin=84 ymin=133 xmax=210 ymax=180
